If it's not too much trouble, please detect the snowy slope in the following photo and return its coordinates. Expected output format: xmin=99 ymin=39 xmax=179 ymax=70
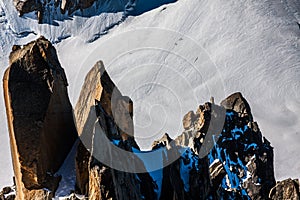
xmin=0 ymin=0 xmax=300 ymax=189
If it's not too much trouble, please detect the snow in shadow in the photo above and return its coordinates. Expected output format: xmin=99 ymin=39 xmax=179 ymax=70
xmin=124 ymin=0 xmax=176 ymax=16
xmin=37 ymin=0 xmax=177 ymax=25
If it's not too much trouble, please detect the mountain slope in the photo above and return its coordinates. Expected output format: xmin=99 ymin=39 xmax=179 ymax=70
xmin=57 ymin=0 xmax=300 ymax=180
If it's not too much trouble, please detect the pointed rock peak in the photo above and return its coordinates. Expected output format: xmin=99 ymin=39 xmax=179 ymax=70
xmin=74 ymin=61 xmax=155 ymax=199
xmin=152 ymin=133 xmax=174 ymax=149
xmin=220 ymin=92 xmax=252 ymax=120
xmin=8 ymin=36 xmax=68 ymax=93
xmin=74 ymin=60 xmax=133 ymax=139
xmin=160 ymin=133 xmax=173 ymax=142
xmin=74 ymin=61 xmax=105 ymax=137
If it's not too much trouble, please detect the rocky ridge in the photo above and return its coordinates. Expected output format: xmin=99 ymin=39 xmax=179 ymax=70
xmin=11 ymin=0 xmax=176 ymax=24
xmin=1 ymin=37 xmax=299 ymax=199
xmin=12 ymin=0 xmax=129 ymax=23
xmin=151 ymin=92 xmax=276 ymax=199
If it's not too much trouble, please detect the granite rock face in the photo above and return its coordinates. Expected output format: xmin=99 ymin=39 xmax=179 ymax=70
xmin=3 ymin=36 xmax=77 ymax=199
xmin=74 ymin=62 xmax=156 ymax=200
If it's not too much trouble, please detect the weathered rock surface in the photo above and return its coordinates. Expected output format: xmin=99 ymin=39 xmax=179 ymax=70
xmin=74 ymin=62 xmax=156 ymax=200
xmin=3 ymin=36 xmax=77 ymax=199
xmin=220 ymin=92 xmax=253 ymax=121
xmin=269 ymin=178 xmax=300 ymax=200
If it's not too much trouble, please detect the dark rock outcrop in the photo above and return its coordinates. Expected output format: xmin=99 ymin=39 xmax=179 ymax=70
xmin=11 ymin=0 xmax=176 ymax=24
xmin=0 ymin=186 xmax=15 ymax=200
xmin=13 ymin=0 xmax=42 ymax=16
xmin=152 ymin=136 xmax=212 ymax=200
xmin=151 ymin=92 xmax=276 ymax=199
xmin=12 ymin=0 xmax=125 ymax=23
xmin=13 ymin=0 xmax=96 ymax=20
xmin=3 ymin=36 xmax=77 ymax=199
